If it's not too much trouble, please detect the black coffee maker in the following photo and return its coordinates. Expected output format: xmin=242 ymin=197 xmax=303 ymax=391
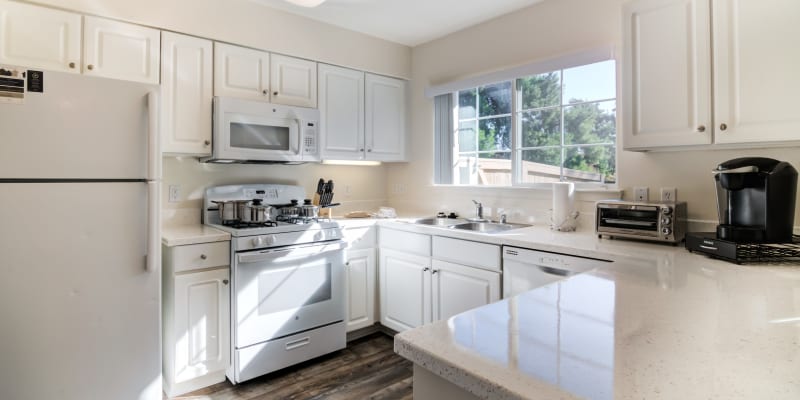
xmin=713 ymin=157 xmax=797 ymax=243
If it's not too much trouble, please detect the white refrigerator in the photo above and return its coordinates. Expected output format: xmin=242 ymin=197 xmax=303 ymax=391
xmin=0 ymin=70 xmax=161 ymax=399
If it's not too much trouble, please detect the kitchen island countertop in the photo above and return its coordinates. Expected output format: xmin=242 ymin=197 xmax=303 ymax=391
xmin=391 ymin=223 xmax=800 ymax=399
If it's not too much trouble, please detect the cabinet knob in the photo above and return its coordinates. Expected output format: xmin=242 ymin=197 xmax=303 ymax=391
xmin=262 ymin=90 xmax=268 ymax=95
xmin=273 ymin=91 xmax=279 ymax=96
xmin=359 ymin=148 xmax=364 ymax=152
xmin=200 ymin=254 xmax=207 ymax=260
xmin=432 ymin=269 xmax=439 ymax=275
xmin=697 ymin=125 xmax=706 ymax=133
xmin=423 ymin=267 xmax=430 ymax=272
xmin=223 ymin=279 xmax=229 ymax=285
xmin=720 ymin=123 xmax=728 ymax=131
xmin=367 ymin=149 xmax=372 ymax=152
xmin=68 ymin=62 xmax=76 ymax=69
xmin=345 ymin=262 xmax=350 ymax=266
xmin=86 ymin=64 xmax=94 ymax=71
xmin=204 ymin=140 xmax=211 ymax=146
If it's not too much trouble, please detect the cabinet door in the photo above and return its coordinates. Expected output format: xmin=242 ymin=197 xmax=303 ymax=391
xmin=712 ymin=0 xmax=800 ymax=144
xmin=161 ymin=32 xmax=213 ymax=155
xmin=214 ymin=42 xmax=270 ymax=101
xmin=379 ymin=248 xmax=431 ymax=332
xmin=270 ymin=54 xmax=317 ymax=107
xmin=174 ymin=268 xmax=230 ymax=382
xmin=319 ymin=64 xmax=365 ymax=160
xmin=0 ymin=0 xmax=81 ymax=73
xmin=345 ymin=248 xmax=376 ymax=332
xmin=365 ymin=73 xmax=407 ymax=161
xmin=431 ymin=259 xmax=500 ymax=322
xmin=622 ymin=0 xmax=712 ymax=150
xmin=83 ymin=16 xmax=160 ymax=84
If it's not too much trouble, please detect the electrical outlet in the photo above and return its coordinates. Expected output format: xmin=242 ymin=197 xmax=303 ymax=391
xmin=634 ymin=186 xmax=649 ymax=202
xmin=392 ymin=183 xmax=405 ymax=194
xmin=660 ymin=187 xmax=677 ymax=202
xmin=168 ymin=185 xmax=181 ymax=203
xmin=344 ymin=185 xmax=352 ymax=195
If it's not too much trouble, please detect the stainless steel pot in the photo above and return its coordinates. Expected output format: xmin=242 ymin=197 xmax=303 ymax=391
xmin=279 ymin=199 xmax=301 ymax=218
xmin=300 ymin=199 xmax=319 ymax=219
xmin=241 ymin=199 xmax=275 ymax=223
xmin=212 ymin=200 xmax=249 ymax=222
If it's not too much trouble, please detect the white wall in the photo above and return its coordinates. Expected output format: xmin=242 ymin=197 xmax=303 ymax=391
xmin=24 ymin=0 xmax=411 ymax=79
xmin=390 ymin=0 xmax=800 ymax=227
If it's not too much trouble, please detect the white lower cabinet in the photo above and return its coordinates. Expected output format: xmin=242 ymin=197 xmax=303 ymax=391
xmin=378 ymin=229 xmax=501 ymax=332
xmin=345 ymin=248 xmax=376 ymax=332
xmin=431 ymin=259 xmax=500 ymax=322
xmin=379 ymin=248 xmax=432 ymax=332
xmin=163 ymin=242 xmax=231 ymax=398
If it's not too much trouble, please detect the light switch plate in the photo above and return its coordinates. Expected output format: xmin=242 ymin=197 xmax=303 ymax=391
xmin=634 ymin=186 xmax=649 ymax=202
xmin=168 ymin=185 xmax=180 ymax=203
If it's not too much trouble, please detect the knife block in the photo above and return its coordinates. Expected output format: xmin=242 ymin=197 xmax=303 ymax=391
xmin=313 ymin=193 xmax=332 ymax=219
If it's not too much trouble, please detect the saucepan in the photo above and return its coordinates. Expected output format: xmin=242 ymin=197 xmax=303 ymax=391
xmin=300 ymin=199 xmax=319 ymax=219
xmin=241 ymin=199 xmax=275 ymax=223
xmin=212 ymin=200 xmax=249 ymax=222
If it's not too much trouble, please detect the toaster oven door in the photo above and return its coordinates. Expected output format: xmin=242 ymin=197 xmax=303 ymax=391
xmin=597 ymin=205 xmax=659 ymax=236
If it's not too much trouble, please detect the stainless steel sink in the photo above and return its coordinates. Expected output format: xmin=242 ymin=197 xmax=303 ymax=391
xmin=414 ymin=217 xmax=467 ymax=227
xmin=450 ymin=221 xmax=531 ymax=233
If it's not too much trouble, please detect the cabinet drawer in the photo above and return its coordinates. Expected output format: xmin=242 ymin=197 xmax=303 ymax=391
xmin=167 ymin=241 xmax=230 ymax=273
xmin=379 ymin=228 xmax=430 ymax=256
xmin=344 ymin=226 xmax=377 ymax=250
xmin=432 ymin=236 xmax=500 ymax=271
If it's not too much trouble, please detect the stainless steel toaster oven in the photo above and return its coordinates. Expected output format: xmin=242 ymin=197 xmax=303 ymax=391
xmin=596 ymin=200 xmax=687 ymax=244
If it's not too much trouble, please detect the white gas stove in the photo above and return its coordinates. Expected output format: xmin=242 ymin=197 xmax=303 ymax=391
xmin=204 ymin=184 xmax=346 ymax=384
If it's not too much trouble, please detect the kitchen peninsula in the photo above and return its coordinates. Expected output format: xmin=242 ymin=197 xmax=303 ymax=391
xmin=393 ymin=225 xmax=800 ymax=400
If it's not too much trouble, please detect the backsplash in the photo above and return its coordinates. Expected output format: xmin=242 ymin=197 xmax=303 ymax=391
xmin=161 ymin=157 xmax=389 ymax=227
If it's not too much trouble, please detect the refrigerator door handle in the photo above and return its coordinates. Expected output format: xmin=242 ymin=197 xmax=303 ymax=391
xmin=147 ymin=91 xmax=161 ymax=181
xmin=145 ymin=181 xmax=161 ymax=272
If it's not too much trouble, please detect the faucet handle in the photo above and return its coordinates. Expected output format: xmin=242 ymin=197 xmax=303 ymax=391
xmin=472 ymin=199 xmax=481 ymax=206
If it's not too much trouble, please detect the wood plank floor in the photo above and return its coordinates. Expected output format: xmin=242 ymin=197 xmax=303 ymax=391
xmin=170 ymin=333 xmax=412 ymax=400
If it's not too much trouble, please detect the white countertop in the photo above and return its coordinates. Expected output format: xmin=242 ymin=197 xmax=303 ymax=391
xmin=161 ymin=224 xmax=231 ymax=247
xmin=392 ymin=222 xmax=800 ymax=399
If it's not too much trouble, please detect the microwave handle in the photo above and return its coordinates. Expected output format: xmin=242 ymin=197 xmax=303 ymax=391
xmin=291 ymin=119 xmax=301 ymax=155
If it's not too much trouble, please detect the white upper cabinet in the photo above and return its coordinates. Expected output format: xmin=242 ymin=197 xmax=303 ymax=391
xmin=365 ymin=73 xmax=407 ymax=161
xmin=622 ymin=0 xmax=712 ymax=150
xmin=161 ymin=32 xmax=213 ymax=156
xmin=83 ymin=16 xmax=160 ymax=84
xmin=319 ymin=64 xmax=365 ymax=160
xmin=623 ymin=0 xmax=800 ymax=150
xmin=214 ymin=42 xmax=270 ymax=101
xmin=270 ymin=54 xmax=317 ymax=108
xmin=711 ymin=0 xmax=800 ymax=144
xmin=0 ymin=0 xmax=81 ymax=73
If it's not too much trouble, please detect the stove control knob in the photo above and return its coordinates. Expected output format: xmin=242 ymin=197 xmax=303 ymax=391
xmin=314 ymin=231 xmax=323 ymax=241
xmin=662 ymin=227 xmax=672 ymax=235
xmin=328 ymin=230 xmax=339 ymax=239
xmin=661 ymin=207 xmax=672 ymax=215
xmin=661 ymin=217 xmax=672 ymax=225
xmin=266 ymin=235 xmax=276 ymax=245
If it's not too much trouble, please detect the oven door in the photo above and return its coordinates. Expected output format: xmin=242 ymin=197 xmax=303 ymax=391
xmin=233 ymin=240 xmax=345 ymax=349
xmin=213 ymin=97 xmax=302 ymax=162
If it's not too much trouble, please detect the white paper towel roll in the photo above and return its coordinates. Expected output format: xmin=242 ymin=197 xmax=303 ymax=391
xmin=552 ymin=182 xmax=575 ymax=227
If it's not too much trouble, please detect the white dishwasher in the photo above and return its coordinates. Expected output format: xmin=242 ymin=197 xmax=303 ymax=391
xmin=502 ymin=246 xmax=612 ymax=298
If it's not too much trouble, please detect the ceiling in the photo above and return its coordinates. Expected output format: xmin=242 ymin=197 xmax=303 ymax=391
xmin=248 ymin=0 xmax=546 ymax=47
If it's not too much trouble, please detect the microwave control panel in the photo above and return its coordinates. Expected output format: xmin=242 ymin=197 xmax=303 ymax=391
xmin=303 ymin=122 xmax=317 ymax=155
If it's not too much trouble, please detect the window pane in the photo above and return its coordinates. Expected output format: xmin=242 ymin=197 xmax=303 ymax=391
xmin=455 ymin=154 xmax=477 ymax=185
xmin=458 ymin=89 xmax=477 ymax=120
xmin=478 ymin=117 xmax=511 ymax=152
xmin=478 ymin=82 xmax=512 ymax=116
xmin=563 ymin=60 xmax=616 ymax=104
xmin=458 ymin=120 xmax=477 ymax=152
xmin=520 ymin=148 xmax=562 ymax=184
xmin=477 ymin=152 xmax=511 ymax=186
xmin=521 ymin=109 xmax=561 ymax=148
xmin=518 ymin=72 xmax=561 ymax=110
xmin=563 ymin=145 xmax=616 ymax=184
xmin=564 ymin=101 xmax=616 ymax=145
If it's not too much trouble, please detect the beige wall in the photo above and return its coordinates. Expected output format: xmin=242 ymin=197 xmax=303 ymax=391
xmin=390 ymin=0 xmax=800 ymax=227
xmin=25 ymin=0 xmax=411 ymax=78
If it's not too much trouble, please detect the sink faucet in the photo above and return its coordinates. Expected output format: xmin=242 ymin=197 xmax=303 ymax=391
xmin=469 ymin=200 xmax=487 ymax=222
xmin=499 ymin=213 xmax=507 ymax=224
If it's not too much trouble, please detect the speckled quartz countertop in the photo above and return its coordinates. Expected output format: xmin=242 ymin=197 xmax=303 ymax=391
xmin=390 ymin=221 xmax=800 ymax=400
xmin=161 ymin=224 xmax=230 ymax=247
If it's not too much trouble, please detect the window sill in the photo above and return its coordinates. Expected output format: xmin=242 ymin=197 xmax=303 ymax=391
xmin=430 ymin=183 xmax=622 ymax=195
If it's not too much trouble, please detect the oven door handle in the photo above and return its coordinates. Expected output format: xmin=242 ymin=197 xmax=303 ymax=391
xmin=237 ymin=240 xmax=346 ymax=264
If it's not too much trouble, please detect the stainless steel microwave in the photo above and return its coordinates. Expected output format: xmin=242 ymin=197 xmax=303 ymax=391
xmin=201 ymin=96 xmax=320 ymax=164
xmin=596 ymin=200 xmax=687 ymax=244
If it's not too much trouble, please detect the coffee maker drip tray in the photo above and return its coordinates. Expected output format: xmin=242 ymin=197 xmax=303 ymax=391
xmin=686 ymin=232 xmax=800 ymax=264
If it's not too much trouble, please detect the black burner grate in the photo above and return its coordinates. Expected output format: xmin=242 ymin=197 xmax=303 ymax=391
xmin=222 ymin=221 xmax=279 ymax=229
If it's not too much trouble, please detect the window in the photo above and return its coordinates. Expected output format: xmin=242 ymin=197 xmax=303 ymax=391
xmin=444 ymin=59 xmax=617 ymax=186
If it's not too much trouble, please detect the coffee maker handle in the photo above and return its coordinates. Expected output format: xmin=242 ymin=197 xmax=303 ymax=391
xmin=712 ymin=166 xmax=759 ymax=174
